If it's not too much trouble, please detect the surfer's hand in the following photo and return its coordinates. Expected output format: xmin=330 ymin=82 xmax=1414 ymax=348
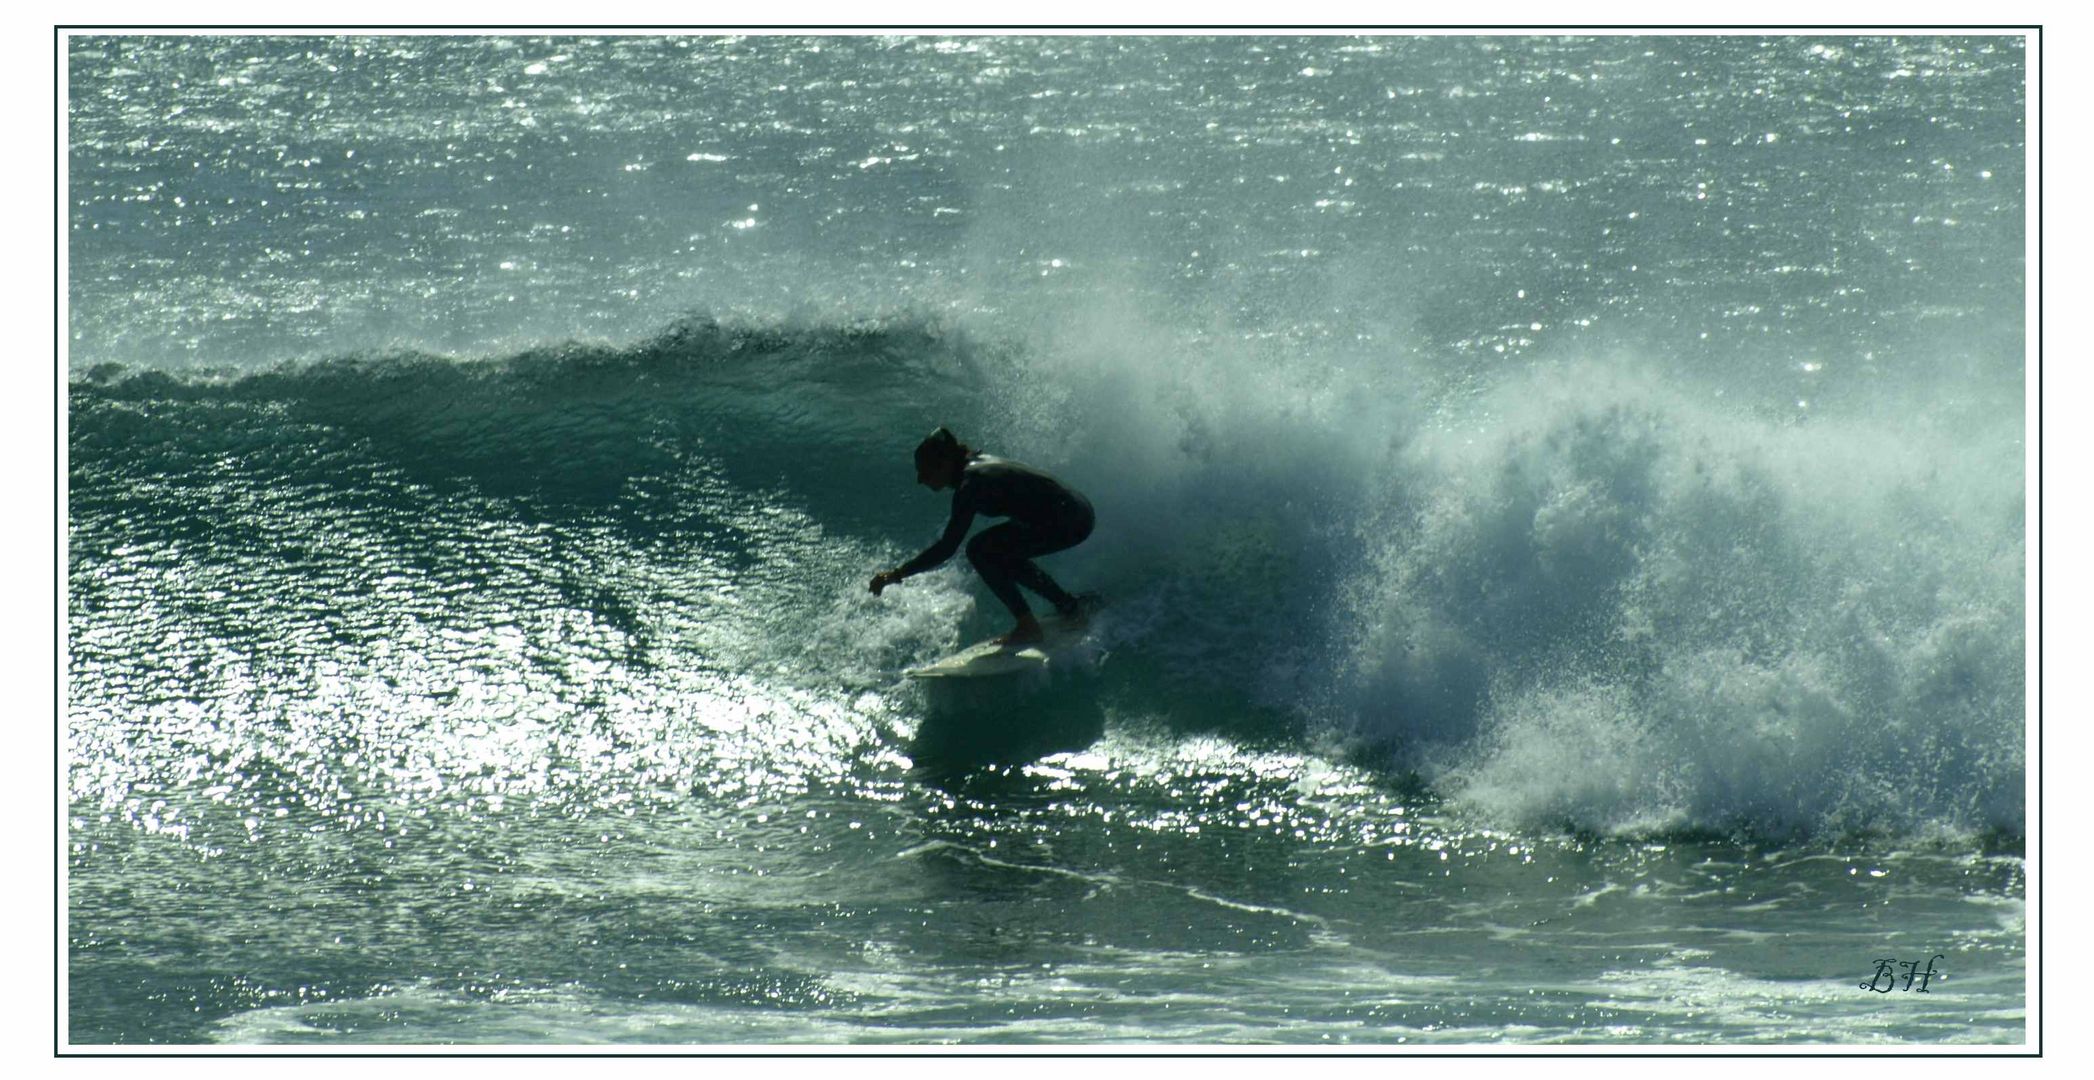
xmin=870 ymin=570 xmax=898 ymax=596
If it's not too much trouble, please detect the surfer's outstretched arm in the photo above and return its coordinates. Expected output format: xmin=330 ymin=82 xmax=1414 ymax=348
xmin=871 ymin=501 xmax=977 ymax=595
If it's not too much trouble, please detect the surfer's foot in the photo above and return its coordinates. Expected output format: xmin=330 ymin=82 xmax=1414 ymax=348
xmin=1054 ymin=593 xmax=1100 ymax=625
xmin=997 ymin=615 xmax=1045 ymax=646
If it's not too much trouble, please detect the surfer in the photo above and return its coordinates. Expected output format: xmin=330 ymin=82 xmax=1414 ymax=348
xmin=869 ymin=427 xmax=1095 ymax=646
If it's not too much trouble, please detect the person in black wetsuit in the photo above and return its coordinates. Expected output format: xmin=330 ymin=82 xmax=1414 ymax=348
xmin=869 ymin=427 xmax=1094 ymax=646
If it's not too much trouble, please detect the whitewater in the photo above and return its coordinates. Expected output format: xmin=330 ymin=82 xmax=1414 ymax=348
xmin=66 ymin=34 xmax=2027 ymax=1045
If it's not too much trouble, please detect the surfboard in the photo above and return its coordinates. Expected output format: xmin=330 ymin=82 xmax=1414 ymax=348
xmin=905 ymin=612 xmax=1093 ymax=680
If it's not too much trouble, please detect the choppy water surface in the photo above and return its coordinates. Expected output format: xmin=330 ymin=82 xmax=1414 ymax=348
xmin=68 ymin=34 xmax=2027 ymax=1045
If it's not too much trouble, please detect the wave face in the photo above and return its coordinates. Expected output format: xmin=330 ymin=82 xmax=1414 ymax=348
xmin=71 ymin=312 xmax=2023 ymax=845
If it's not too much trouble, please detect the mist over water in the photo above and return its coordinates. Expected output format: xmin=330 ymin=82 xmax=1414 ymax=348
xmin=1341 ymin=363 xmax=2022 ymax=839
xmin=69 ymin=34 xmax=2026 ymax=1044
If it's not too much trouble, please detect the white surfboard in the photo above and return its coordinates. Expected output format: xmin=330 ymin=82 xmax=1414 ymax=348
xmin=905 ymin=613 xmax=1092 ymax=680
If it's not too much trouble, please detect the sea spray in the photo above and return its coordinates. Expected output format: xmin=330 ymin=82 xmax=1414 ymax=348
xmin=1329 ymin=362 xmax=2023 ymax=839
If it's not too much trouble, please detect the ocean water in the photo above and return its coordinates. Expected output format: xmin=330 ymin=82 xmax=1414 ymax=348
xmin=64 ymin=34 xmax=2028 ymax=1046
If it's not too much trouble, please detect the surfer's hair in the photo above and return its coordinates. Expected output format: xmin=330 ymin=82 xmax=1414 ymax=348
xmin=914 ymin=426 xmax=971 ymax=470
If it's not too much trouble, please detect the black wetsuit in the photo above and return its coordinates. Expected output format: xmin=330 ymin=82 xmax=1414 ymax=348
xmin=896 ymin=454 xmax=1094 ymax=620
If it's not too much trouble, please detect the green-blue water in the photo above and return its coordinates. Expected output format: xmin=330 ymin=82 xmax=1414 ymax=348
xmin=67 ymin=34 xmax=2026 ymax=1044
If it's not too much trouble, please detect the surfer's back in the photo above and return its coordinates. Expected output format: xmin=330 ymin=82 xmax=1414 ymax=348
xmin=958 ymin=455 xmax=1094 ymax=525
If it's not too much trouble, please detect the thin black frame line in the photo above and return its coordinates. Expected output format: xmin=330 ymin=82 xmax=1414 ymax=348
xmin=51 ymin=1050 xmax=2049 ymax=1058
xmin=2032 ymin=21 xmax=2044 ymax=1063
xmin=50 ymin=23 xmax=2049 ymax=30
xmin=52 ymin=18 xmax=64 ymax=1061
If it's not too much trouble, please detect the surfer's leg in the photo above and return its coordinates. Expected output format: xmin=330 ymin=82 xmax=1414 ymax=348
xmin=966 ymin=524 xmax=1035 ymax=621
xmin=1009 ymin=560 xmax=1079 ymax=615
xmin=1021 ymin=504 xmax=1094 ymax=616
xmin=970 ymin=505 xmax=1094 ymax=628
xmin=992 ymin=513 xmax=1093 ymax=617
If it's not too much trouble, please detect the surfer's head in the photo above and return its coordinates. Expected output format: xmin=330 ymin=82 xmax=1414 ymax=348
xmin=914 ymin=427 xmax=970 ymax=490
